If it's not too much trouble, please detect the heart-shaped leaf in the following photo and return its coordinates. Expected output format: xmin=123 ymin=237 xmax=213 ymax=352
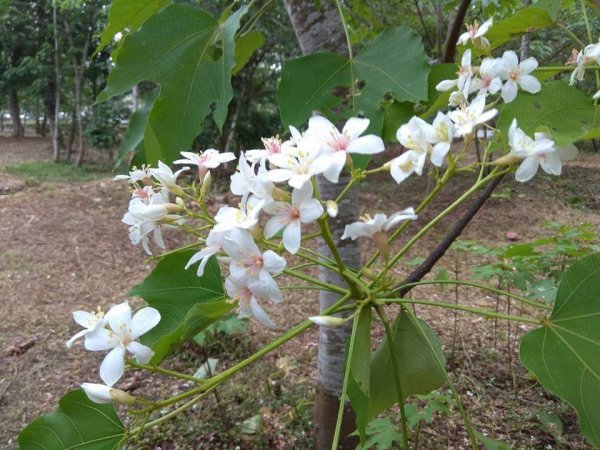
xmin=18 ymin=389 xmax=125 ymax=449
xmin=520 ymin=253 xmax=600 ymax=447
xmin=130 ymin=251 xmax=228 ymax=363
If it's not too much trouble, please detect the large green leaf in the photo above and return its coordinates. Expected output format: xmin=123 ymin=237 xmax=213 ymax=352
xmin=348 ymin=308 xmax=446 ymax=441
xmin=232 ymin=31 xmax=265 ymax=75
xmin=277 ymin=26 xmax=430 ymax=135
xmin=98 ymin=0 xmax=171 ymax=52
xmin=115 ymin=89 xmax=159 ymax=168
xmin=495 ymin=81 xmax=600 ymax=148
xmin=520 ymin=253 xmax=600 ymax=447
xmin=486 ymin=7 xmax=555 ymax=50
xmin=98 ymin=4 xmax=247 ymax=164
xmin=368 ymin=311 xmax=446 ymax=419
xmin=347 ymin=307 xmax=372 ymax=442
xmin=129 ymin=252 xmax=228 ymax=363
xmin=18 ymin=389 xmax=125 ymax=450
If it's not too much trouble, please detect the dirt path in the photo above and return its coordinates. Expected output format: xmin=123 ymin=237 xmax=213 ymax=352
xmin=1 ymin=137 xmax=599 ymax=448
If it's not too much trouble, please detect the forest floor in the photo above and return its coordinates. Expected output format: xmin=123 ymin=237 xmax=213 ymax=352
xmin=1 ymin=136 xmax=600 ymax=449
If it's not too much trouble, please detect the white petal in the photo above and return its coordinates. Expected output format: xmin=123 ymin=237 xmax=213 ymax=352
xmin=73 ymin=311 xmax=97 ymax=328
xmin=299 ymin=199 xmax=323 ymax=223
xmin=436 ymin=79 xmax=458 ymax=91
xmin=250 ymin=296 xmax=276 ymax=329
xmin=501 ymin=80 xmax=518 ymax=103
xmin=540 ymin=153 xmax=562 ymax=175
xmin=282 ymin=220 xmax=301 ymax=254
xmin=130 ymin=307 xmax=161 ymax=339
xmin=502 ymin=50 xmax=519 ymax=71
xmin=292 ymin=182 xmax=313 ymax=205
xmin=100 ymin=346 xmax=127 ymax=386
xmin=308 ymin=115 xmax=335 ymax=137
xmin=346 ymin=135 xmax=385 ymax=155
xmin=519 ymin=57 xmax=538 ymax=74
xmin=518 ymin=74 xmax=541 ymax=94
xmin=383 ymin=208 xmax=418 ymax=230
xmin=105 ymin=302 xmax=132 ymax=336
xmin=81 ymin=383 xmax=113 ymax=404
xmin=262 ymin=250 xmax=286 ymax=274
xmin=127 ymin=341 xmax=155 ymax=364
xmin=343 ymin=117 xmax=370 ymax=139
xmin=84 ymin=328 xmax=119 ymax=351
xmin=515 ymin=157 xmax=539 ymax=182
xmin=557 ymin=144 xmax=578 ymax=161
xmin=264 ymin=215 xmax=288 ymax=239
xmin=66 ymin=329 xmax=88 ymax=348
xmin=322 ymin=152 xmax=347 ymax=183
xmin=431 ymin=142 xmax=451 ymax=167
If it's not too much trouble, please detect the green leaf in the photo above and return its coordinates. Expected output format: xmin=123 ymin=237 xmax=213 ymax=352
xmin=382 ymin=101 xmax=414 ymax=142
xmin=347 ymin=307 xmax=372 ymax=442
xmin=18 ymin=389 xmax=125 ymax=450
xmin=368 ymin=311 xmax=446 ymax=422
xmin=486 ymin=7 xmax=555 ymax=50
xmin=420 ymin=63 xmax=456 ymax=119
xmin=495 ymin=81 xmax=600 ymax=148
xmin=353 ymin=418 xmax=403 ymax=450
xmin=520 ymin=253 xmax=600 ymax=447
xmin=129 ymin=252 xmax=228 ymax=363
xmin=232 ymin=31 xmax=265 ymax=75
xmin=277 ymin=26 xmax=429 ymax=135
xmin=98 ymin=0 xmax=171 ymax=52
xmin=114 ymin=89 xmax=159 ymax=168
xmin=98 ymin=4 xmax=248 ymax=164
xmin=474 ymin=431 xmax=510 ymax=450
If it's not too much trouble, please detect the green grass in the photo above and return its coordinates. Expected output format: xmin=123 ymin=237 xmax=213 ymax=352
xmin=3 ymin=161 xmax=111 ymax=183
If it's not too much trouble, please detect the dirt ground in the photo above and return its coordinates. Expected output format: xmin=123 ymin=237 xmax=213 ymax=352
xmin=1 ymin=136 xmax=599 ymax=449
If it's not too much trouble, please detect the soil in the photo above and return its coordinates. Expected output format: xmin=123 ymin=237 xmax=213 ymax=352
xmin=1 ymin=136 xmax=599 ymax=449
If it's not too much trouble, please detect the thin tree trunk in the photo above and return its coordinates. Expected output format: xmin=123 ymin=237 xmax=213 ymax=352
xmin=520 ymin=0 xmax=531 ymax=59
xmin=442 ymin=0 xmax=472 ymax=63
xmin=436 ymin=0 xmax=444 ymax=61
xmin=67 ymin=107 xmax=77 ymax=161
xmin=51 ymin=0 xmax=60 ymax=161
xmin=284 ymin=1 xmax=360 ymax=448
xmin=10 ymin=89 xmax=23 ymax=137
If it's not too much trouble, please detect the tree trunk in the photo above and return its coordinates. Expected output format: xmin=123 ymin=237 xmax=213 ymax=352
xmin=73 ymin=71 xmax=86 ymax=166
xmin=284 ymin=1 xmax=360 ymax=448
xmin=67 ymin=106 xmax=77 ymax=161
xmin=520 ymin=0 xmax=531 ymax=59
xmin=442 ymin=0 xmax=472 ymax=63
xmin=10 ymin=89 xmax=23 ymax=137
xmin=51 ymin=0 xmax=60 ymax=161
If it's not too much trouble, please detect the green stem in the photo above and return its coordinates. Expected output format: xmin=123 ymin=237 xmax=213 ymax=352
xmin=556 ymin=22 xmax=585 ymax=48
xmin=377 ymin=298 xmax=543 ymax=324
xmin=283 ymin=268 xmax=349 ymax=295
xmin=391 ymin=280 xmax=551 ymax=310
xmin=334 ymin=0 xmax=353 ymax=59
xmin=128 ymin=361 xmax=205 ymax=383
xmin=331 ymin=312 xmax=360 ymax=450
xmin=579 ymin=0 xmax=600 ymax=89
xmin=375 ymin=306 xmax=410 ymax=449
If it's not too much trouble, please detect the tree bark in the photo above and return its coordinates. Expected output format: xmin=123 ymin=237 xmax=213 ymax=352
xmin=50 ymin=0 xmax=60 ymax=161
xmin=283 ymin=1 xmax=360 ymax=448
xmin=9 ymin=89 xmax=23 ymax=137
xmin=442 ymin=0 xmax=472 ymax=63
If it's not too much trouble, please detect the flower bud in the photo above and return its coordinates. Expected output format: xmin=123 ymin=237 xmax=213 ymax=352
xmin=272 ymin=187 xmax=291 ymax=202
xmin=373 ymin=231 xmax=390 ymax=260
xmin=176 ymin=197 xmax=186 ymax=208
xmin=326 ymin=200 xmax=338 ymax=218
xmin=201 ymin=171 xmax=212 ymax=196
xmin=309 ymin=315 xmax=347 ymax=327
xmin=164 ymin=203 xmax=184 ymax=214
xmin=251 ymin=224 xmax=263 ymax=241
xmin=169 ymin=185 xmax=186 ymax=197
xmin=81 ymin=383 xmax=136 ymax=404
xmin=492 ymin=154 xmax=521 ymax=166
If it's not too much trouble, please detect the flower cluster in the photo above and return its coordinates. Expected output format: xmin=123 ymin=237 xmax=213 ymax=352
xmin=569 ymin=38 xmax=600 ymax=99
xmin=67 ymin=302 xmax=160 ymax=403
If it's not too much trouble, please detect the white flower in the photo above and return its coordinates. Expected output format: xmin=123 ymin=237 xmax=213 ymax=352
xmin=341 ymin=208 xmax=417 ymax=240
xmin=499 ymin=51 xmax=541 ymax=103
xmin=122 ymin=197 xmax=171 ymax=255
xmin=263 ymin=182 xmax=323 ymax=254
xmin=114 ymin=166 xmax=151 ymax=185
xmin=81 ymin=383 xmax=135 ymax=404
xmin=223 ymin=228 xmax=286 ymax=302
xmin=174 ymin=149 xmax=235 ymax=179
xmin=448 ymin=95 xmax=497 ymax=137
xmin=472 ymin=57 xmax=504 ymax=95
xmin=424 ymin=112 xmax=455 ymax=167
xmin=457 ymin=18 xmax=493 ymax=48
xmin=268 ymin=135 xmax=329 ymax=189
xmin=185 ymin=230 xmax=227 ymax=277
xmin=85 ymin=302 xmax=161 ymax=386
xmin=570 ymin=50 xmax=586 ymax=85
xmin=448 ymin=91 xmax=467 ymax=107
xmin=225 ymin=276 xmax=277 ymax=328
xmin=230 ymin=154 xmax=274 ymax=201
xmin=507 ymin=119 xmax=576 ymax=182
xmin=245 ymin=135 xmax=294 ymax=163
xmin=66 ymin=309 xmax=105 ymax=348
xmin=436 ymin=50 xmax=474 ymax=95
xmin=388 ymin=150 xmax=427 ymax=184
xmin=213 ymin=195 xmax=263 ymax=232
xmin=396 ymin=116 xmax=432 ymax=154
xmin=584 ymin=39 xmax=600 ymax=64
xmin=150 ymin=161 xmax=188 ymax=190
xmin=308 ymin=116 xmax=385 ymax=183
